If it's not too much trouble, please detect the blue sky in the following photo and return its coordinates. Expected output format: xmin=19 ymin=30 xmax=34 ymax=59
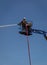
xmin=0 ymin=0 xmax=47 ymax=65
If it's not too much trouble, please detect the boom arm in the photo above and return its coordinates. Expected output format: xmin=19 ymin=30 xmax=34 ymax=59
xmin=31 ymin=29 xmax=47 ymax=40
xmin=32 ymin=29 xmax=47 ymax=34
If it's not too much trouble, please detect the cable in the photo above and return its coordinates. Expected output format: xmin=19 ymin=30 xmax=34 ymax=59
xmin=26 ymin=25 xmax=32 ymax=65
xmin=0 ymin=24 xmax=17 ymax=28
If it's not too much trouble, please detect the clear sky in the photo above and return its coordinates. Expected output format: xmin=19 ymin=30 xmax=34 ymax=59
xmin=0 ymin=0 xmax=47 ymax=65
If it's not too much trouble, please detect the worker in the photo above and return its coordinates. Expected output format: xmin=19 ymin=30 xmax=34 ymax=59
xmin=18 ymin=17 xmax=32 ymax=32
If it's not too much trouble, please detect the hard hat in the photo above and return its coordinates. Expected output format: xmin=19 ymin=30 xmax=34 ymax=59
xmin=23 ymin=17 xmax=26 ymax=19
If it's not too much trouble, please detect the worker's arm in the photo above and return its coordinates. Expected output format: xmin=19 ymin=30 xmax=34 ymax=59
xmin=18 ymin=21 xmax=22 ymax=26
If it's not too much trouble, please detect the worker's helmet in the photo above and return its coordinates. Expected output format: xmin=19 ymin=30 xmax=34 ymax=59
xmin=23 ymin=17 xmax=26 ymax=19
xmin=23 ymin=17 xmax=26 ymax=20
